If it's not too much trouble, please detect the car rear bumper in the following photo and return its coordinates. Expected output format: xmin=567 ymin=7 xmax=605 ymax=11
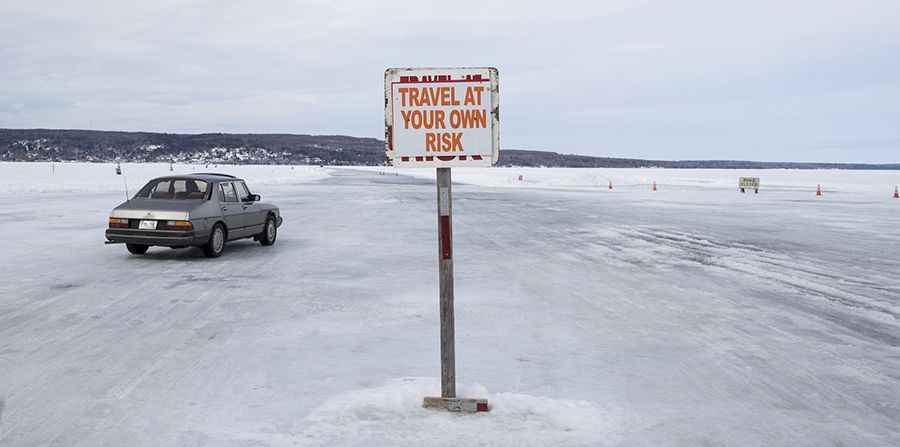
xmin=105 ymin=228 xmax=203 ymax=247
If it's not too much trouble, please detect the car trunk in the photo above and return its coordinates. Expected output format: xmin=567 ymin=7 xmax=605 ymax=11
xmin=110 ymin=199 xmax=203 ymax=221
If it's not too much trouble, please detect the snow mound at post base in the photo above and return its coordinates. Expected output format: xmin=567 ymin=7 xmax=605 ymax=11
xmin=295 ymin=377 xmax=621 ymax=446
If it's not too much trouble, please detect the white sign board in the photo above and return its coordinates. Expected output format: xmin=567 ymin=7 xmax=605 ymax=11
xmin=385 ymin=67 xmax=499 ymax=168
xmin=739 ymin=177 xmax=760 ymax=189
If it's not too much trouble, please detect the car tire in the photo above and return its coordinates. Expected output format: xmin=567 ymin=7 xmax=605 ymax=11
xmin=126 ymin=243 xmax=149 ymax=255
xmin=203 ymin=224 xmax=226 ymax=258
xmin=259 ymin=215 xmax=277 ymax=246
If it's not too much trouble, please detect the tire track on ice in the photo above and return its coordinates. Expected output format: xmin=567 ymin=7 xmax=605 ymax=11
xmin=604 ymin=226 xmax=900 ymax=346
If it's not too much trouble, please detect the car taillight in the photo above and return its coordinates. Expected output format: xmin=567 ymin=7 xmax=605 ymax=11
xmin=108 ymin=217 xmax=129 ymax=228
xmin=163 ymin=220 xmax=193 ymax=230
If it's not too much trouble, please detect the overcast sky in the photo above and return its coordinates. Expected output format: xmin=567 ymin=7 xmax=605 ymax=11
xmin=2 ymin=1 xmax=899 ymax=162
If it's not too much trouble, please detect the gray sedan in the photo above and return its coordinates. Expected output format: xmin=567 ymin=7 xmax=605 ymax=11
xmin=105 ymin=173 xmax=282 ymax=257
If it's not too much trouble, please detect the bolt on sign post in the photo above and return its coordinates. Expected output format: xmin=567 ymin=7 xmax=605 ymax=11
xmin=385 ymin=67 xmax=499 ymax=413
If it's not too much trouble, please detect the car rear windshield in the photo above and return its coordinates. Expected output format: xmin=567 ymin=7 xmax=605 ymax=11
xmin=136 ymin=179 xmax=210 ymax=200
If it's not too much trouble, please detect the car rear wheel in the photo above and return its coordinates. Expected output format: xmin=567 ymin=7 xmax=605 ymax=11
xmin=126 ymin=243 xmax=149 ymax=255
xmin=259 ymin=215 xmax=277 ymax=246
xmin=203 ymin=224 xmax=226 ymax=258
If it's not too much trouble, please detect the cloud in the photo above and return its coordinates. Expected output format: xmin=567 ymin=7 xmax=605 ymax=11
xmin=1 ymin=0 xmax=899 ymax=162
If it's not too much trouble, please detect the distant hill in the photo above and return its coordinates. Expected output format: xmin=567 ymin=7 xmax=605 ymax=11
xmin=2 ymin=128 xmax=898 ymax=169
xmin=498 ymin=149 xmax=900 ymax=170
xmin=0 ymin=128 xmax=383 ymax=165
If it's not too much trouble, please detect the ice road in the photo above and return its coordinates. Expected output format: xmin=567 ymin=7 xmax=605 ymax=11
xmin=0 ymin=163 xmax=898 ymax=446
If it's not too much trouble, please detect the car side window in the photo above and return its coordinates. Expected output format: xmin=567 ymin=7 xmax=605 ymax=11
xmin=219 ymin=182 xmax=238 ymax=202
xmin=235 ymin=182 xmax=251 ymax=201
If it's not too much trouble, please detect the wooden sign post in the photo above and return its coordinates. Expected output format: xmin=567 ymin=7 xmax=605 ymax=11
xmin=436 ymin=167 xmax=455 ymax=398
xmin=422 ymin=167 xmax=489 ymax=412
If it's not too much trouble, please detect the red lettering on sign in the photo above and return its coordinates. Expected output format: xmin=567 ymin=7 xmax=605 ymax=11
xmin=449 ymin=109 xmax=487 ymax=129
xmin=424 ymin=132 xmax=464 ymax=152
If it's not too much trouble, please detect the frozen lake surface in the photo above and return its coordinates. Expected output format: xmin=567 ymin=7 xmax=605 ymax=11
xmin=1 ymin=163 xmax=898 ymax=446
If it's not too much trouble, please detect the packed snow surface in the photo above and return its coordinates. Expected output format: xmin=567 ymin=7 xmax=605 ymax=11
xmin=0 ymin=162 xmax=328 ymax=194
xmin=0 ymin=163 xmax=898 ymax=446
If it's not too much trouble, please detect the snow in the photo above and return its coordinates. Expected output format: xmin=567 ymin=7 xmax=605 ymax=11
xmin=350 ymin=166 xmax=900 ymax=198
xmin=0 ymin=162 xmax=329 ymax=194
xmin=0 ymin=163 xmax=898 ymax=446
xmin=297 ymin=378 xmax=620 ymax=446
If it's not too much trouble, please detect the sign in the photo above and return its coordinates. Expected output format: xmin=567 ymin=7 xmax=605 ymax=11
xmin=385 ymin=67 xmax=497 ymax=412
xmin=384 ymin=67 xmax=499 ymax=167
xmin=739 ymin=177 xmax=760 ymax=189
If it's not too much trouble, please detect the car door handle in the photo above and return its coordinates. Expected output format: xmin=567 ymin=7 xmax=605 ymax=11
xmin=221 ymin=206 xmax=228 ymax=211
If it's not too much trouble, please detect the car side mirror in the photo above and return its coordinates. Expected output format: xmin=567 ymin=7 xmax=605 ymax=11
xmin=250 ymin=194 xmax=261 ymax=202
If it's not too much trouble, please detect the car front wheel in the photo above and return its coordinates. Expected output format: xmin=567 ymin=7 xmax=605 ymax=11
xmin=259 ymin=215 xmax=277 ymax=246
xmin=126 ymin=243 xmax=149 ymax=255
xmin=203 ymin=224 xmax=226 ymax=258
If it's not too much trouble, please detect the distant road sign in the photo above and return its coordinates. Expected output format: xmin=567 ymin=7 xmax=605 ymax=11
xmin=385 ymin=67 xmax=499 ymax=168
xmin=739 ymin=177 xmax=760 ymax=189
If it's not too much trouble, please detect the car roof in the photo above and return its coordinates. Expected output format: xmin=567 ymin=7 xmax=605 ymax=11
xmin=149 ymin=173 xmax=244 ymax=183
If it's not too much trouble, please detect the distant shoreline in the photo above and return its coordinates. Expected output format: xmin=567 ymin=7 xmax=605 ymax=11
xmin=5 ymin=161 xmax=900 ymax=172
xmin=2 ymin=128 xmax=898 ymax=170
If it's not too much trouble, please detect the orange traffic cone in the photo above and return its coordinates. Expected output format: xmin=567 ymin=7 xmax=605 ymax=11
xmin=893 ymin=186 xmax=899 ymax=199
xmin=816 ymin=184 xmax=823 ymax=197
xmin=651 ymin=181 xmax=657 ymax=192
xmin=608 ymin=180 xmax=613 ymax=190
